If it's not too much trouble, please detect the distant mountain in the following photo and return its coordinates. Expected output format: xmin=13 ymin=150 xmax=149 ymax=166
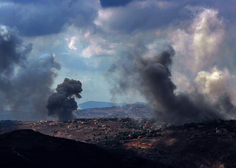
xmin=76 ymin=102 xmax=153 ymax=118
xmin=0 ymin=110 xmax=14 ymax=120
xmin=78 ymin=101 xmax=124 ymax=109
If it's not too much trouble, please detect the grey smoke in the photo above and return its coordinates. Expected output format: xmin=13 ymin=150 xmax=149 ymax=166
xmin=0 ymin=25 xmax=61 ymax=120
xmin=46 ymin=78 xmax=82 ymax=121
xmin=108 ymin=44 xmax=235 ymax=123
xmin=214 ymin=93 xmax=236 ymax=116
xmin=0 ymin=26 xmax=29 ymax=77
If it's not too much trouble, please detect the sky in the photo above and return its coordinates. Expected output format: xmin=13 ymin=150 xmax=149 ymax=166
xmin=0 ymin=0 xmax=236 ymax=121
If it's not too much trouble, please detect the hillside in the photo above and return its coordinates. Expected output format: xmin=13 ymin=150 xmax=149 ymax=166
xmin=78 ymin=101 xmax=124 ymax=109
xmin=0 ymin=129 xmax=166 ymax=168
xmin=76 ymin=102 xmax=153 ymax=118
xmin=1 ymin=118 xmax=236 ymax=167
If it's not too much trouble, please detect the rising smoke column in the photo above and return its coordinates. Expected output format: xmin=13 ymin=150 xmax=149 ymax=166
xmin=171 ymin=8 xmax=236 ymax=120
xmin=108 ymin=8 xmax=236 ymax=124
xmin=47 ymin=78 xmax=82 ymax=121
xmin=0 ymin=25 xmax=61 ymax=120
xmin=108 ymin=45 xmax=229 ymax=123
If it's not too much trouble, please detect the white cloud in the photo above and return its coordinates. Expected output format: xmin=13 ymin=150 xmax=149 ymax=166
xmin=7 ymin=0 xmax=236 ymax=106
xmin=82 ymin=35 xmax=116 ymax=57
xmin=80 ymin=76 xmax=91 ymax=83
xmin=169 ymin=7 xmax=236 ymax=106
xmin=195 ymin=67 xmax=236 ymax=105
xmin=195 ymin=67 xmax=229 ymax=95
xmin=171 ymin=8 xmax=225 ymax=74
xmin=68 ymin=36 xmax=78 ymax=50
xmin=94 ymin=0 xmax=179 ymax=33
xmin=192 ymin=9 xmax=224 ymax=69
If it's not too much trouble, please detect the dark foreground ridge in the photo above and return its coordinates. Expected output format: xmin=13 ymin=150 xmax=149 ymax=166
xmin=1 ymin=118 xmax=236 ymax=167
xmin=0 ymin=129 xmax=167 ymax=168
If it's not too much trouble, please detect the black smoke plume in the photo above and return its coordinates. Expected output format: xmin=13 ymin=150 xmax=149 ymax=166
xmin=108 ymin=44 xmax=235 ymax=123
xmin=47 ymin=78 xmax=82 ymax=121
xmin=0 ymin=25 xmax=61 ymax=120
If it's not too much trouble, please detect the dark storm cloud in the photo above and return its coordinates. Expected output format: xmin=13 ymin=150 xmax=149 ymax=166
xmin=108 ymin=44 xmax=236 ymax=123
xmin=0 ymin=25 xmax=61 ymax=120
xmin=96 ymin=0 xmax=236 ymax=34
xmin=47 ymin=78 xmax=82 ymax=121
xmin=0 ymin=0 xmax=97 ymax=36
xmin=100 ymin=0 xmax=133 ymax=8
xmin=0 ymin=0 xmax=234 ymax=36
xmin=96 ymin=3 xmax=185 ymax=34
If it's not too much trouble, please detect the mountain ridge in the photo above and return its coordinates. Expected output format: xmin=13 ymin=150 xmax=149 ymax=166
xmin=78 ymin=101 xmax=125 ymax=109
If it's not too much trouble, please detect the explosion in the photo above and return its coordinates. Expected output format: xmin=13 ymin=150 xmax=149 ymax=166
xmin=47 ymin=78 xmax=82 ymax=121
xmin=108 ymin=8 xmax=236 ymax=123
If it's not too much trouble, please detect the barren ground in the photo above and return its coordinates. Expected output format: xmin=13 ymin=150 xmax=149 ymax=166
xmin=1 ymin=118 xmax=236 ymax=168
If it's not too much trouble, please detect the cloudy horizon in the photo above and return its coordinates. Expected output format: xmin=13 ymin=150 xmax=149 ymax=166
xmin=0 ymin=0 xmax=236 ymax=121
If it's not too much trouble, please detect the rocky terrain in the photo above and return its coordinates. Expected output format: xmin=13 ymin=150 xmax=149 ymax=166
xmin=1 ymin=117 xmax=236 ymax=168
xmin=0 ymin=118 xmax=162 ymax=143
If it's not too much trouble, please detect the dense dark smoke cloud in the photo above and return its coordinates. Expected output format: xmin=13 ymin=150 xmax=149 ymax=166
xmin=100 ymin=0 xmax=132 ymax=8
xmin=0 ymin=26 xmax=29 ymax=77
xmin=108 ymin=45 xmax=236 ymax=123
xmin=0 ymin=25 xmax=61 ymax=120
xmin=47 ymin=78 xmax=82 ymax=121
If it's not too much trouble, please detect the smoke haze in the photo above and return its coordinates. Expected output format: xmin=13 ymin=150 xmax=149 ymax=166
xmin=1 ymin=2 xmax=236 ymax=124
xmin=0 ymin=25 xmax=61 ymax=120
xmin=47 ymin=78 xmax=82 ymax=121
xmin=108 ymin=45 xmax=231 ymax=123
xmin=107 ymin=7 xmax=236 ymax=124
